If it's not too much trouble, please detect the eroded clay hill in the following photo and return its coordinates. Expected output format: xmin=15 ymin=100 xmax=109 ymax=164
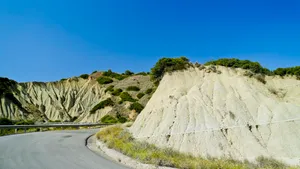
xmin=130 ymin=66 xmax=300 ymax=165
xmin=0 ymin=72 xmax=155 ymax=123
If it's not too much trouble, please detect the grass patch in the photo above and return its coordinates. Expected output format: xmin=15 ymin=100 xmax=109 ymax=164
xmin=90 ymin=98 xmax=114 ymax=114
xmin=97 ymin=76 xmax=113 ymax=84
xmin=120 ymin=92 xmax=136 ymax=102
xmin=256 ymin=156 xmax=287 ymax=169
xmin=137 ymin=92 xmax=145 ymax=99
xmin=126 ymin=86 xmax=140 ymax=91
xmin=129 ymin=102 xmax=144 ymax=114
xmin=97 ymin=126 xmax=293 ymax=169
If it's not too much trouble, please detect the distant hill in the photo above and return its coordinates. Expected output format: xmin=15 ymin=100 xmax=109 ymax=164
xmin=0 ymin=70 xmax=155 ymax=123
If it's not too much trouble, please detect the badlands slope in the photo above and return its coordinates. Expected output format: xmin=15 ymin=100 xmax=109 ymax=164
xmin=0 ymin=74 xmax=154 ymax=122
xmin=130 ymin=66 xmax=300 ymax=165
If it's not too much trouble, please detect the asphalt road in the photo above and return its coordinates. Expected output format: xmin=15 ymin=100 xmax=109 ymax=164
xmin=0 ymin=129 xmax=130 ymax=169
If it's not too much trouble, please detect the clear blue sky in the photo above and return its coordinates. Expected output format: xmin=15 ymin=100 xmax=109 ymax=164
xmin=1 ymin=0 xmax=300 ymax=82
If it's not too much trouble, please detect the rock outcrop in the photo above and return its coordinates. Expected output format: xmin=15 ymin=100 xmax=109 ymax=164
xmin=130 ymin=66 xmax=300 ymax=165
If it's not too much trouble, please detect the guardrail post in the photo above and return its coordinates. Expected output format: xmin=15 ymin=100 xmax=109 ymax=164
xmin=15 ymin=128 xmax=18 ymax=134
xmin=24 ymin=128 xmax=26 ymax=133
xmin=40 ymin=127 xmax=42 ymax=132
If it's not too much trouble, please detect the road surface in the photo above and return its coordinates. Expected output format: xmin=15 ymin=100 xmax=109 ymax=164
xmin=0 ymin=129 xmax=130 ymax=169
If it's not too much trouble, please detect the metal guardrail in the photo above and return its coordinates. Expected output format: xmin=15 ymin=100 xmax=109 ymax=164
xmin=0 ymin=123 xmax=110 ymax=134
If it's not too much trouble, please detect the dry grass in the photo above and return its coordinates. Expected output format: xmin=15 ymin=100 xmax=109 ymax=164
xmin=268 ymin=87 xmax=278 ymax=95
xmin=254 ymin=74 xmax=267 ymax=84
xmin=97 ymin=126 xmax=295 ymax=169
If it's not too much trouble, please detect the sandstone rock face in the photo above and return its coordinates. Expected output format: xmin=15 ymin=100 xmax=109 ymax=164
xmin=130 ymin=66 xmax=300 ymax=165
xmin=0 ymin=75 xmax=154 ymax=123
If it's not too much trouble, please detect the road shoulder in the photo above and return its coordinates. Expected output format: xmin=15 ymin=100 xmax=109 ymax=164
xmin=86 ymin=134 xmax=175 ymax=169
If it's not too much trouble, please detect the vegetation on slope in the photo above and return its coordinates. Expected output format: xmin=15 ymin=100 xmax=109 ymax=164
xmin=111 ymin=88 xmax=123 ymax=96
xmin=274 ymin=66 xmax=300 ymax=77
xmin=100 ymin=114 xmax=127 ymax=124
xmin=123 ymin=70 xmax=134 ymax=76
xmin=97 ymin=76 xmax=113 ymax=84
xmin=79 ymin=74 xmax=89 ymax=79
xmin=90 ymin=98 xmax=114 ymax=114
xmin=205 ymin=58 xmax=273 ymax=75
xmin=97 ymin=126 xmax=293 ymax=169
xmin=129 ymin=102 xmax=144 ymax=113
xmin=103 ymin=69 xmax=127 ymax=80
xmin=126 ymin=86 xmax=140 ymax=91
xmin=136 ymin=72 xmax=149 ymax=76
xmin=151 ymin=57 xmax=190 ymax=82
xmin=120 ymin=92 xmax=136 ymax=102
xmin=137 ymin=92 xmax=145 ymax=99
xmin=145 ymin=88 xmax=153 ymax=94
xmin=105 ymin=85 xmax=115 ymax=93
xmin=100 ymin=115 xmax=118 ymax=124
xmin=0 ymin=77 xmax=17 ymax=97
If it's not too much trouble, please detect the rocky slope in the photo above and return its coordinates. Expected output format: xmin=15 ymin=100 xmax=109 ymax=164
xmin=0 ymin=73 xmax=155 ymax=123
xmin=130 ymin=66 xmax=300 ymax=165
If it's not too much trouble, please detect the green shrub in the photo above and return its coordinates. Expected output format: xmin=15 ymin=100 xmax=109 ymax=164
xmin=105 ymin=85 xmax=114 ymax=93
xmin=116 ymin=113 xmax=127 ymax=123
xmin=205 ymin=58 xmax=273 ymax=75
xmin=124 ymin=70 xmax=134 ymax=76
xmin=145 ymin=88 xmax=153 ymax=94
xmin=92 ymin=70 xmax=98 ymax=74
xmin=126 ymin=86 xmax=140 ymax=91
xmin=137 ymin=92 xmax=145 ymax=99
xmin=112 ymin=88 xmax=123 ymax=96
xmin=118 ymin=117 xmax=127 ymax=123
xmin=97 ymin=76 xmax=113 ymax=84
xmin=151 ymin=57 xmax=190 ymax=82
xmin=129 ymin=102 xmax=144 ymax=113
xmin=60 ymin=78 xmax=67 ymax=82
xmin=103 ymin=69 xmax=126 ymax=80
xmin=90 ymin=98 xmax=114 ymax=114
xmin=274 ymin=66 xmax=300 ymax=77
xmin=120 ymin=92 xmax=136 ymax=102
xmin=0 ymin=118 xmax=14 ymax=125
xmin=100 ymin=115 xmax=118 ymax=124
xmin=79 ymin=74 xmax=89 ymax=79
xmin=136 ymin=72 xmax=148 ymax=76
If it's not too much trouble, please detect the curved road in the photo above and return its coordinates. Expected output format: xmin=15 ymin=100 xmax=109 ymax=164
xmin=0 ymin=129 xmax=129 ymax=169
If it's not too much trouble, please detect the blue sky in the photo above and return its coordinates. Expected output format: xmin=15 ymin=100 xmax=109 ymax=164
xmin=0 ymin=0 xmax=300 ymax=82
